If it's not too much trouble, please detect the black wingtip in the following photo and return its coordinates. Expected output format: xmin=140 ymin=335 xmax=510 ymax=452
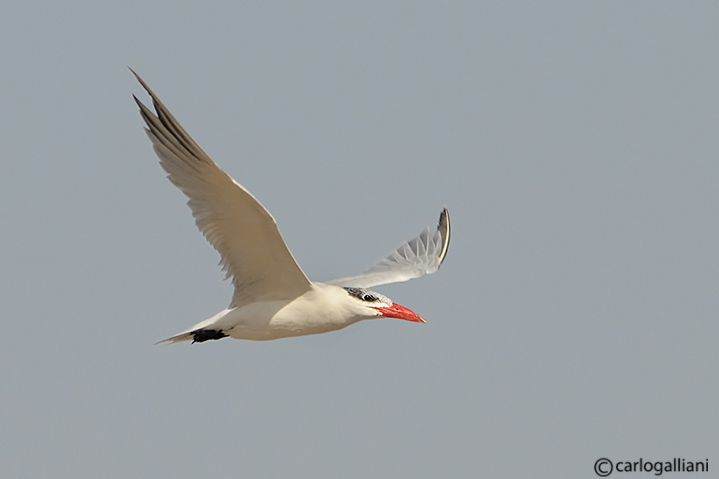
xmin=129 ymin=68 xmax=154 ymax=111
xmin=128 ymin=67 xmax=148 ymax=90
xmin=128 ymin=68 xmax=163 ymax=109
xmin=437 ymin=207 xmax=450 ymax=265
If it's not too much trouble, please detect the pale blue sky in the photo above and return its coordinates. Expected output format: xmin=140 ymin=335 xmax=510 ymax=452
xmin=2 ymin=1 xmax=718 ymax=477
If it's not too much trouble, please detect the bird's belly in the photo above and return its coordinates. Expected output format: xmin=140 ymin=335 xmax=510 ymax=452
xmin=221 ymin=300 xmax=361 ymax=341
xmin=227 ymin=321 xmax=349 ymax=341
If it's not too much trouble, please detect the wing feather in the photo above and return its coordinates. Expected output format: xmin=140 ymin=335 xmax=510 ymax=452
xmin=328 ymin=208 xmax=450 ymax=288
xmin=132 ymin=69 xmax=312 ymax=307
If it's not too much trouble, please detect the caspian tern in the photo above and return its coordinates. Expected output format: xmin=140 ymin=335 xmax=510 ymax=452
xmin=131 ymin=70 xmax=450 ymax=343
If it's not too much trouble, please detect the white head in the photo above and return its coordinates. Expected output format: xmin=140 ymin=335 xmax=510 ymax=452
xmin=343 ymin=287 xmax=426 ymax=323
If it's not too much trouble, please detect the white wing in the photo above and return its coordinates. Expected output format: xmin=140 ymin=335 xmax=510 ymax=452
xmin=132 ymin=70 xmax=312 ymax=307
xmin=328 ymin=208 xmax=450 ymax=288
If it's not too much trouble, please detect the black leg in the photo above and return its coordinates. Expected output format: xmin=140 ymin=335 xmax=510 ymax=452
xmin=192 ymin=329 xmax=228 ymax=343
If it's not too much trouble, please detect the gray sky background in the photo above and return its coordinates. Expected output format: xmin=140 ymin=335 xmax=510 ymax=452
xmin=2 ymin=1 xmax=718 ymax=478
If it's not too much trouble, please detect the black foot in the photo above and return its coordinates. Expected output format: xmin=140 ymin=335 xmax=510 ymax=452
xmin=192 ymin=329 xmax=228 ymax=343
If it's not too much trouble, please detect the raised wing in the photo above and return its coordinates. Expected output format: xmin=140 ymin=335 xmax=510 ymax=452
xmin=328 ymin=208 xmax=450 ymax=288
xmin=132 ymin=70 xmax=312 ymax=307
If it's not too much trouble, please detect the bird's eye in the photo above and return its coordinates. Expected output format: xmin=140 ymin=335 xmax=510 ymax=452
xmin=363 ymin=294 xmax=375 ymax=302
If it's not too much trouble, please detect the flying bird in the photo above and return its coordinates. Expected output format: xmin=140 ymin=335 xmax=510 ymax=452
xmin=131 ymin=70 xmax=450 ymax=343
